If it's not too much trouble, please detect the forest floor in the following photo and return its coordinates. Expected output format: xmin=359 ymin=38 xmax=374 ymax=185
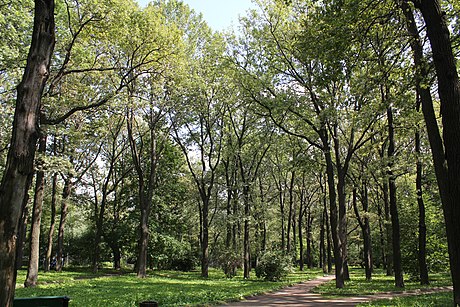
xmin=219 ymin=274 xmax=453 ymax=306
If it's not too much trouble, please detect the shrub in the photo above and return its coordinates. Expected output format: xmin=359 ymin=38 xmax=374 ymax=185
xmin=151 ymin=235 xmax=197 ymax=271
xmin=218 ymin=250 xmax=241 ymax=278
xmin=255 ymin=251 xmax=293 ymax=281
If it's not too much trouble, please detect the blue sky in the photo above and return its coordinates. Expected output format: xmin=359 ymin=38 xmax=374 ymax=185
xmin=136 ymin=0 xmax=256 ymax=31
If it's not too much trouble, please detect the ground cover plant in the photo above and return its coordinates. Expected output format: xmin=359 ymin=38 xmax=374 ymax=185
xmin=15 ymin=268 xmax=322 ymax=306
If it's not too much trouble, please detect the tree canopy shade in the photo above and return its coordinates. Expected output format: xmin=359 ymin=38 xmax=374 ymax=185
xmin=0 ymin=0 xmax=459 ymax=306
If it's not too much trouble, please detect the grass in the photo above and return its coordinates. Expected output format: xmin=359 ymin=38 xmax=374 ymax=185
xmin=314 ymin=268 xmax=453 ymax=306
xmin=358 ymin=292 xmax=453 ymax=306
xmin=314 ymin=267 xmax=452 ymax=297
xmin=15 ymin=267 xmax=323 ymax=306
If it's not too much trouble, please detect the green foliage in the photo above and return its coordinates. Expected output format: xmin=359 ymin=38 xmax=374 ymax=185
xmin=255 ymin=251 xmax=293 ymax=281
xmin=217 ymin=250 xmax=241 ymax=278
xmin=151 ymin=235 xmax=197 ymax=271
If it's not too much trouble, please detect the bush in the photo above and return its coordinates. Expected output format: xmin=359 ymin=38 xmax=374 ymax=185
xmin=218 ymin=250 xmax=241 ymax=278
xmin=255 ymin=251 xmax=293 ymax=281
xmin=151 ymin=235 xmax=197 ymax=271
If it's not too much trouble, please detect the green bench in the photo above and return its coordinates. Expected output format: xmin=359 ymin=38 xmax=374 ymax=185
xmin=13 ymin=296 xmax=70 ymax=307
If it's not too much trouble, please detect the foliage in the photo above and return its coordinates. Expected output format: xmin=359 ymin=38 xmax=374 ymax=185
xmin=217 ymin=250 xmax=241 ymax=278
xmin=255 ymin=251 xmax=293 ymax=281
xmin=150 ymin=235 xmax=197 ymax=271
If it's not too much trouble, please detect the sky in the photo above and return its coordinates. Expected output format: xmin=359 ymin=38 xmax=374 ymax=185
xmin=136 ymin=0 xmax=256 ymax=31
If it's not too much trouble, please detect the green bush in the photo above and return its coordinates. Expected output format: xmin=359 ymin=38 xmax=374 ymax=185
xmin=218 ymin=250 xmax=241 ymax=278
xmin=255 ymin=251 xmax=293 ymax=281
xmin=151 ymin=234 xmax=197 ymax=271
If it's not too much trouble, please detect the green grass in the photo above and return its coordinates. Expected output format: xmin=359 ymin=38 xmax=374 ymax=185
xmin=314 ymin=268 xmax=452 ymax=297
xmin=15 ymin=267 xmax=323 ymax=306
xmin=358 ymin=292 xmax=453 ymax=306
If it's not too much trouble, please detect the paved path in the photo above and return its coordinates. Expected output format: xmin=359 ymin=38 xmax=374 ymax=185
xmin=219 ymin=275 xmax=452 ymax=306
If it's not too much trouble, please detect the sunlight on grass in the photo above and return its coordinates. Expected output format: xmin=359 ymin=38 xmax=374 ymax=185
xmin=15 ymin=268 xmax=322 ymax=306
xmin=358 ymin=292 xmax=453 ymax=307
xmin=314 ymin=268 xmax=452 ymax=297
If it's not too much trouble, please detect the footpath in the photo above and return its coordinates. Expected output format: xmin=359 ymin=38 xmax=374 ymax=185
xmin=219 ymin=275 xmax=452 ymax=306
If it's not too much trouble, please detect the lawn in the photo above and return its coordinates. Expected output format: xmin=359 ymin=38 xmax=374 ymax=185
xmin=314 ymin=268 xmax=453 ymax=306
xmin=314 ymin=268 xmax=452 ymax=297
xmin=358 ymin=292 xmax=453 ymax=307
xmin=15 ymin=267 xmax=323 ymax=306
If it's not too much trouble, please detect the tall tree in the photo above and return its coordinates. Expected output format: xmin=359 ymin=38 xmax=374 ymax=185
xmin=0 ymin=1 xmax=55 ymax=305
xmin=405 ymin=1 xmax=460 ymax=302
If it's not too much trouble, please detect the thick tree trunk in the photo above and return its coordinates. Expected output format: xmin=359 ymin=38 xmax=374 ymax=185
xmin=56 ymin=176 xmax=72 ymax=272
xmin=44 ymin=172 xmax=58 ymax=272
xmin=387 ymin=107 xmax=404 ymax=288
xmin=137 ymin=200 xmax=150 ymax=277
xmin=401 ymin=1 xmax=435 ymax=287
xmin=0 ymin=1 xmax=55 ymax=304
xmin=25 ymin=134 xmax=47 ymax=287
xmin=321 ymin=131 xmax=343 ymax=288
xmin=408 ymin=2 xmax=460 ymax=303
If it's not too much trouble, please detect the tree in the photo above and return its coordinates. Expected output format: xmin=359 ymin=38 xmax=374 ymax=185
xmin=405 ymin=0 xmax=460 ymax=303
xmin=0 ymin=0 xmax=55 ymax=305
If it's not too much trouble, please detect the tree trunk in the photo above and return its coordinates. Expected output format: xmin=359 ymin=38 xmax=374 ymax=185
xmin=383 ymin=181 xmax=393 ymax=275
xmin=201 ymin=197 xmax=209 ymax=278
xmin=25 ymin=133 xmax=47 ymax=287
xmin=306 ymin=209 xmax=313 ymax=269
xmin=298 ymin=188 xmax=305 ymax=271
xmin=15 ymin=199 xmax=29 ymax=271
xmin=286 ymin=171 xmax=295 ymax=253
xmin=408 ymin=2 xmax=460 ymax=303
xmin=137 ymin=199 xmax=150 ymax=277
xmin=387 ymin=107 xmax=404 ymax=288
xmin=44 ymin=172 xmax=58 ymax=272
xmin=416 ymin=130 xmax=429 ymax=285
xmin=320 ymin=172 xmax=333 ymax=274
xmin=0 ymin=1 xmax=55 ymax=303
xmin=320 ymin=127 xmax=343 ymax=288
xmin=401 ymin=1 xmax=434 ymax=287
xmin=243 ymin=185 xmax=250 ymax=279
xmin=56 ymin=176 xmax=72 ymax=272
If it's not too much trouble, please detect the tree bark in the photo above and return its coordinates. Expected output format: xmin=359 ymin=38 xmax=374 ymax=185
xmin=25 ymin=133 xmax=47 ymax=287
xmin=0 ymin=1 xmax=55 ymax=304
xmin=387 ymin=107 xmax=404 ymax=288
xmin=407 ymin=1 xmax=460 ymax=302
xmin=56 ymin=175 xmax=72 ymax=272
xmin=15 ymin=198 xmax=29 ymax=271
xmin=400 ymin=0 xmax=435 ymax=287
xmin=286 ymin=171 xmax=295 ymax=253
xmin=44 ymin=172 xmax=58 ymax=272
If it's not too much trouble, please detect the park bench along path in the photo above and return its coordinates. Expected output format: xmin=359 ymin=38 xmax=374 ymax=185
xmin=219 ymin=275 xmax=453 ymax=306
